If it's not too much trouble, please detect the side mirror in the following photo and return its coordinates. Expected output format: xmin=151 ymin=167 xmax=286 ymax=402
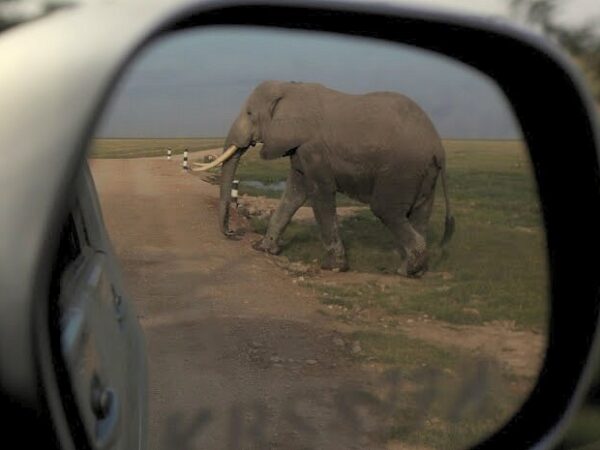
xmin=1 ymin=128 xmax=148 ymax=450
xmin=1 ymin=2 xmax=598 ymax=449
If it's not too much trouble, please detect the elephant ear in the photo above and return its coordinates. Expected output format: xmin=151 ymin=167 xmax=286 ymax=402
xmin=260 ymin=83 xmax=310 ymax=160
xmin=269 ymin=95 xmax=283 ymax=118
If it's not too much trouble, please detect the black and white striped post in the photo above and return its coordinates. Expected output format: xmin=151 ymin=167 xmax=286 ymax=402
xmin=167 ymin=148 xmax=172 ymax=160
xmin=182 ymin=149 xmax=189 ymax=170
xmin=232 ymin=180 xmax=239 ymax=207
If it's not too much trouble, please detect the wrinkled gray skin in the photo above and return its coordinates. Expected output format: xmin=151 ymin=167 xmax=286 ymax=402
xmin=219 ymin=80 xmax=454 ymax=277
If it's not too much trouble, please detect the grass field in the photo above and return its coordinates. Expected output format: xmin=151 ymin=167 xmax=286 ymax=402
xmin=91 ymin=137 xmax=548 ymax=329
xmin=243 ymin=139 xmax=548 ymax=331
xmin=92 ymin=137 xmax=548 ymax=449
xmin=91 ymin=138 xmax=224 ymax=158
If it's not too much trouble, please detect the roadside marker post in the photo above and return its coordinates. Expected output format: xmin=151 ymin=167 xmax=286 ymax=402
xmin=183 ymin=149 xmax=189 ymax=170
xmin=232 ymin=180 xmax=239 ymax=207
xmin=167 ymin=149 xmax=172 ymax=160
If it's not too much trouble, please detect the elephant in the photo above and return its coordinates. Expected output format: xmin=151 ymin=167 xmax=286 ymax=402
xmin=195 ymin=80 xmax=454 ymax=277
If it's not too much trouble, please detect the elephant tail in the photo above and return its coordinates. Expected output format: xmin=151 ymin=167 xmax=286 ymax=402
xmin=440 ymin=164 xmax=455 ymax=247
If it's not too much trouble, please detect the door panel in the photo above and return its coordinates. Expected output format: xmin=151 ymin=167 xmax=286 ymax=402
xmin=53 ymin=165 xmax=147 ymax=449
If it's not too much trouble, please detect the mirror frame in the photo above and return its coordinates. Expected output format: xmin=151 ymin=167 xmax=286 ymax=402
xmin=129 ymin=5 xmax=600 ymax=447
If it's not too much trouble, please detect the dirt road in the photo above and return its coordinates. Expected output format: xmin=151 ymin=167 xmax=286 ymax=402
xmin=90 ymin=156 xmax=399 ymax=449
xmin=90 ymin=155 xmax=543 ymax=449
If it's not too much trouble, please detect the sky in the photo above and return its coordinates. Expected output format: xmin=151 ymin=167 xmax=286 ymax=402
xmin=393 ymin=0 xmax=599 ymax=26
xmin=98 ymin=27 xmax=522 ymax=139
xmin=96 ymin=0 xmax=599 ymax=139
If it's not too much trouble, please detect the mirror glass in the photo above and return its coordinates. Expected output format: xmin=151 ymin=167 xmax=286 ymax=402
xmin=91 ymin=26 xmax=548 ymax=449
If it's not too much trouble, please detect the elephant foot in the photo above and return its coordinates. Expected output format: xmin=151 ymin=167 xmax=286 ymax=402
xmin=251 ymin=237 xmax=281 ymax=255
xmin=224 ymin=228 xmax=245 ymax=241
xmin=401 ymin=248 xmax=429 ymax=278
xmin=321 ymin=252 xmax=349 ymax=272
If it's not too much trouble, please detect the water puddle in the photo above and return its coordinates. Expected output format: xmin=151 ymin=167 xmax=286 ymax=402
xmin=241 ymin=180 xmax=286 ymax=192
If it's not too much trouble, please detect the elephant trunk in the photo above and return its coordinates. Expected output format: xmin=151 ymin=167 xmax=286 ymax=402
xmin=218 ymin=140 xmax=244 ymax=237
xmin=218 ymin=109 xmax=255 ymax=236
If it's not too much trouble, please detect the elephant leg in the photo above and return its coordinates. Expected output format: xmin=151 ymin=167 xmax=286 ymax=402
xmin=311 ymin=189 xmax=349 ymax=272
xmin=253 ymin=168 xmax=307 ymax=255
xmin=377 ymin=211 xmax=428 ymax=277
xmin=371 ymin=188 xmax=428 ymax=278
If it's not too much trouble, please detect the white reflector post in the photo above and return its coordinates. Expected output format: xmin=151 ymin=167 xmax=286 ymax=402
xmin=183 ymin=149 xmax=189 ymax=170
xmin=232 ymin=180 xmax=239 ymax=207
xmin=167 ymin=148 xmax=172 ymax=160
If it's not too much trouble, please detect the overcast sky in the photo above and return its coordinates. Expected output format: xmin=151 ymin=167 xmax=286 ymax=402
xmin=96 ymin=0 xmax=599 ymax=139
xmin=393 ymin=0 xmax=599 ymax=27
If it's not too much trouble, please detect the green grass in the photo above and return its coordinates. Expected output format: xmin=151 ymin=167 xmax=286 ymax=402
xmin=251 ymin=140 xmax=548 ymax=331
xmin=352 ymin=330 xmax=455 ymax=369
xmin=349 ymin=330 xmax=529 ymax=449
xmin=90 ymin=138 xmax=225 ymax=159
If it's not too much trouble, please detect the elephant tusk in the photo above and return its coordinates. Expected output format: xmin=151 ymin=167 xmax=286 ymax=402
xmin=191 ymin=145 xmax=238 ymax=171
